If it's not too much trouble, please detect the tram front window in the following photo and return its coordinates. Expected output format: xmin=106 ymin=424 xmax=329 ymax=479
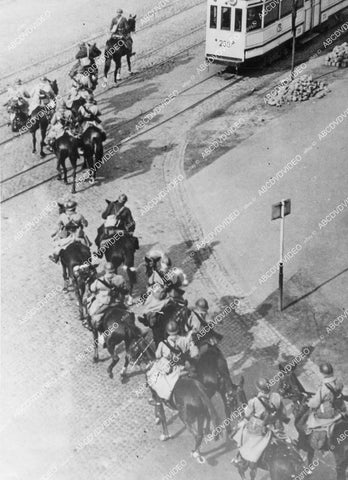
xmin=210 ymin=5 xmax=217 ymax=28
xmin=235 ymin=8 xmax=242 ymax=32
xmin=247 ymin=6 xmax=262 ymax=31
xmin=221 ymin=6 xmax=231 ymax=30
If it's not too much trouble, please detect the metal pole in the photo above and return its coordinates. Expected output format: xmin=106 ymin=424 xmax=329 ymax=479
xmin=291 ymin=0 xmax=297 ymax=78
xmin=279 ymin=200 xmax=285 ymax=311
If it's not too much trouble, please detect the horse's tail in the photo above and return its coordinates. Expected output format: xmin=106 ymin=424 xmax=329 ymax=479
xmin=193 ymin=379 xmax=220 ymax=432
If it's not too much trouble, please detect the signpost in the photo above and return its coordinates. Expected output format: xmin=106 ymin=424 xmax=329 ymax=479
xmin=272 ymin=199 xmax=291 ymax=311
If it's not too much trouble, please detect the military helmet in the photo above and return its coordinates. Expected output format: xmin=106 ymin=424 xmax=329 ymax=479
xmin=118 ymin=193 xmax=128 ymax=204
xmin=195 ymin=298 xmax=209 ymax=311
xmin=65 ymin=199 xmax=77 ymax=211
xmin=319 ymin=362 xmax=333 ymax=376
xmin=105 ymin=262 xmax=115 ymax=273
xmin=166 ymin=320 xmax=179 ymax=335
xmin=116 ymin=8 xmax=123 ymax=14
xmin=256 ymin=378 xmax=270 ymax=393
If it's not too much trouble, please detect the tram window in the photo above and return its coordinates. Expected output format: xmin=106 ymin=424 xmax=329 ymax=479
xmin=246 ymin=6 xmax=262 ymax=31
xmin=235 ymin=8 xmax=242 ymax=32
xmin=297 ymin=0 xmax=304 ymax=8
xmin=263 ymin=1 xmax=280 ymax=27
xmin=210 ymin=5 xmax=217 ymax=28
xmin=280 ymin=0 xmax=293 ymax=18
xmin=221 ymin=7 xmax=231 ymax=30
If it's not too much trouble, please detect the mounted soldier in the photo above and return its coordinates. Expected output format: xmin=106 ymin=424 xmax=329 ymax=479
xmin=232 ymin=378 xmax=291 ymax=471
xmin=185 ymin=298 xmax=223 ymax=352
xmin=29 ymin=76 xmax=56 ymax=116
xmin=147 ymin=320 xmax=199 ymax=403
xmin=110 ymin=8 xmax=132 ymax=51
xmin=139 ymin=250 xmax=188 ymax=319
xmin=69 ymin=42 xmax=101 ymax=90
xmin=5 ymin=79 xmax=30 ymax=125
xmin=77 ymin=94 xmax=106 ymax=141
xmin=46 ymin=100 xmax=77 ymax=150
xmin=306 ymin=362 xmax=347 ymax=448
xmin=49 ymin=200 xmax=90 ymax=263
xmin=87 ymin=262 xmax=128 ymax=339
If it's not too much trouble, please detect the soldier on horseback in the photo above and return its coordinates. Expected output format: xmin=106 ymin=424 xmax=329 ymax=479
xmin=305 ymin=362 xmax=347 ymax=448
xmin=29 ymin=76 xmax=56 ymax=115
xmin=185 ymin=298 xmax=223 ymax=349
xmin=139 ymin=250 xmax=188 ymax=323
xmin=147 ymin=320 xmax=199 ymax=403
xmin=77 ymin=94 xmax=106 ymax=141
xmin=110 ymin=8 xmax=132 ymax=51
xmin=69 ymin=42 xmax=101 ymax=91
xmin=49 ymin=200 xmax=90 ymax=263
xmin=87 ymin=262 xmax=128 ymax=334
xmin=4 ymin=79 xmax=30 ymax=124
xmin=232 ymin=378 xmax=291 ymax=471
xmin=46 ymin=100 xmax=77 ymax=150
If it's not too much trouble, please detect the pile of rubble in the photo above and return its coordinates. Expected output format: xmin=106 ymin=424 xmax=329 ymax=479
xmin=267 ymin=74 xmax=329 ymax=106
xmin=324 ymin=42 xmax=348 ymax=67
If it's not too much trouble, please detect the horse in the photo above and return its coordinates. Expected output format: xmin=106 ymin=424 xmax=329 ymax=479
xmin=233 ymin=439 xmax=305 ymax=480
xmin=87 ymin=305 xmax=155 ymax=378
xmin=54 ymin=131 xmax=81 ymax=194
xmin=279 ymin=368 xmax=348 ymax=480
xmin=95 ymin=211 xmax=139 ymax=302
xmin=74 ymin=42 xmax=101 ymax=90
xmin=103 ymin=15 xmax=136 ymax=85
xmin=292 ymin=393 xmax=348 ymax=480
xmin=149 ymin=375 xmax=223 ymax=463
xmin=7 ymin=99 xmax=28 ymax=132
xmin=143 ymin=303 xmax=246 ymax=437
xmin=29 ymin=79 xmax=58 ymax=157
xmin=59 ymin=241 xmax=95 ymax=319
xmin=80 ymin=126 xmax=105 ymax=183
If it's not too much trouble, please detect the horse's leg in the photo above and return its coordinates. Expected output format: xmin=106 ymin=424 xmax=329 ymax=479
xmin=179 ymin=408 xmax=205 ymax=463
xmin=40 ymin=124 xmax=47 ymax=158
xmin=127 ymin=53 xmax=133 ymax=74
xmin=62 ymin=157 xmax=68 ymax=185
xmin=92 ymin=328 xmax=99 ymax=363
xmin=73 ymin=279 xmax=84 ymax=320
xmin=56 ymin=155 xmax=62 ymax=181
xmin=71 ymin=155 xmax=77 ymax=194
xmin=334 ymin=450 xmax=348 ymax=480
xmin=106 ymin=343 xmax=120 ymax=379
xmin=220 ymin=392 xmax=233 ymax=437
xmin=158 ymin=402 xmax=171 ymax=441
xmin=32 ymin=131 xmax=37 ymax=154
xmin=120 ymin=340 xmax=130 ymax=378
xmin=62 ymin=264 xmax=69 ymax=290
xmin=125 ymin=246 xmax=136 ymax=305
xmin=103 ymin=52 xmax=112 ymax=85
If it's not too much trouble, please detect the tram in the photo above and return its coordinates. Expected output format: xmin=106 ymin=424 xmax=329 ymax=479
xmin=205 ymin=0 xmax=348 ymax=65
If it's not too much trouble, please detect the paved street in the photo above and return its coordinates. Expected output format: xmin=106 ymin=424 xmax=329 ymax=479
xmin=1 ymin=1 xmax=347 ymax=480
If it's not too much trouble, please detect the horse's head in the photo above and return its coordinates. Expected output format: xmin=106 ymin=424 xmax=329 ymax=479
xmin=49 ymin=79 xmax=59 ymax=95
xmin=128 ymin=15 xmax=136 ymax=32
xmin=90 ymin=42 xmax=101 ymax=58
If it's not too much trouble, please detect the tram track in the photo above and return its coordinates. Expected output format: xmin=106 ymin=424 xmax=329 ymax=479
xmin=0 ymin=0 xmax=206 ymax=92
xmin=1 ymin=71 xmax=243 ymax=203
xmin=0 ymin=25 xmax=205 ymax=135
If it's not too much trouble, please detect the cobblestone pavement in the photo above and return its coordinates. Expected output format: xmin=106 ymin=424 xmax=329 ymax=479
xmin=1 ymin=3 xmax=347 ymax=480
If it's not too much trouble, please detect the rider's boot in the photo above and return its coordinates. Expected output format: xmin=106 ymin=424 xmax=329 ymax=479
xmin=231 ymin=451 xmax=244 ymax=466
